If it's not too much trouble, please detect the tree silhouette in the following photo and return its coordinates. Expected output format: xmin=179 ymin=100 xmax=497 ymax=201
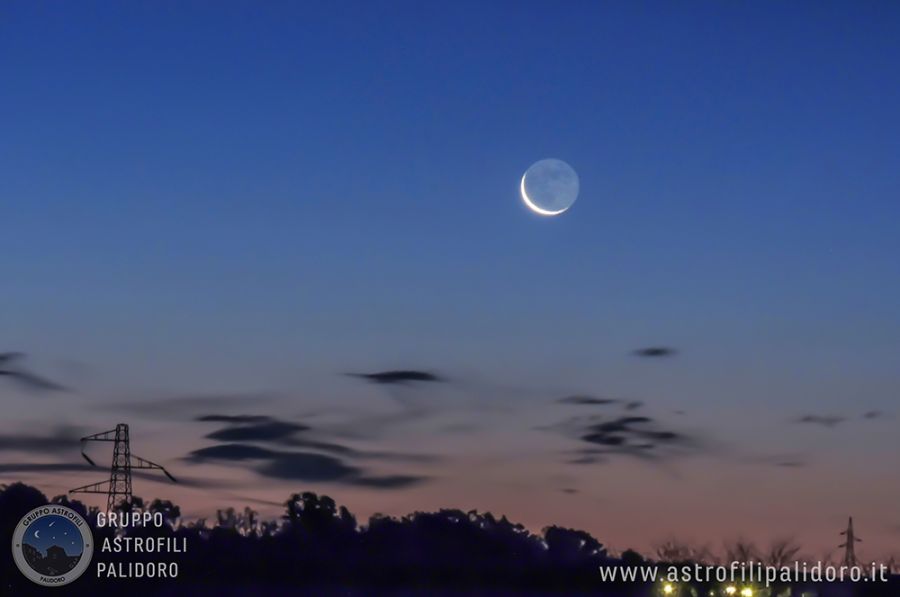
xmin=0 ymin=482 xmax=896 ymax=596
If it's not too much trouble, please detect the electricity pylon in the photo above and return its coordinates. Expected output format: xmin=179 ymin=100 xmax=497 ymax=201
xmin=70 ymin=423 xmax=177 ymax=511
xmin=840 ymin=516 xmax=861 ymax=567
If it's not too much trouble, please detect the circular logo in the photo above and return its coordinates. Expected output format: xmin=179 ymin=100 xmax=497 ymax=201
xmin=11 ymin=505 xmax=93 ymax=587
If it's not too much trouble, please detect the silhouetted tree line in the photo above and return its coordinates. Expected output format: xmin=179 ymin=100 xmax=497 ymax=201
xmin=0 ymin=482 xmax=896 ymax=596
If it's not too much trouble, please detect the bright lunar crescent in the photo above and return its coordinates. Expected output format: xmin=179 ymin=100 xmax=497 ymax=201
xmin=520 ymin=159 xmax=579 ymax=216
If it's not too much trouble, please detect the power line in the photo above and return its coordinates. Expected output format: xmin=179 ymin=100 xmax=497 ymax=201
xmin=69 ymin=423 xmax=177 ymax=511
xmin=839 ymin=517 xmax=861 ymax=568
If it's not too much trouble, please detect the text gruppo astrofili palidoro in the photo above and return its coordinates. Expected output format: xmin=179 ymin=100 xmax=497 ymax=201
xmin=95 ymin=511 xmax=186 ymax=579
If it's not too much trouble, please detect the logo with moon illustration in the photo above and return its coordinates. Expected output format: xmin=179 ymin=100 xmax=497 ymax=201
xmin=12 ymin=505 xmax=94 ymax=587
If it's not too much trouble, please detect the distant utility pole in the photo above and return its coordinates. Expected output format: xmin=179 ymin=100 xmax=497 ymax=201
xmin=839 ymin=517 xmax=861 ymax=568
xmin=69 ymin=423 xmax=177 ymax=511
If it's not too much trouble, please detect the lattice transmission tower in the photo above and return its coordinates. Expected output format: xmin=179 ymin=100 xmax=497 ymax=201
xmin=840 ymin=516 xmax=861 ymax=568
xmin=70 ymin=423 xmax=177 ymax=512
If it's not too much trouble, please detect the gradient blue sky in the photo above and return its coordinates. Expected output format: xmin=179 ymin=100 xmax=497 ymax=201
xmin=22 ymin=515 xmax=84 ymax=558
xmin=2 ymin=2 xmax=899 ymax=556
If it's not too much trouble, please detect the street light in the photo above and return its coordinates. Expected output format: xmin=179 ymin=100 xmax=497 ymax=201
xmin=725 ymin=587 xmax=737 ymax=596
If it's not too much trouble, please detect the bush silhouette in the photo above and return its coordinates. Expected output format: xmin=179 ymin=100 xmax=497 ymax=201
xmin=0 ymin=482 xmax=896 ymax=596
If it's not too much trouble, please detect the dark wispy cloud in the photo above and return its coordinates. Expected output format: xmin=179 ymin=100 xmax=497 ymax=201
xmin=191 ymin=412 xmax=431 ymax=488
xmin=862 ymin=410 xmax=887 ymax=420
xmin=257 ymin=451 xmax=359 ymax=482
xmin=223 ymin=494 xmax=285 ymax=508
xmin=632 ymin=347 xmax=677 ymax=358
xmin=348 ymin=370 xmax=443 ymax=385
xmin=793 ymin=415 xmax=845 ymax=428
xmin=0 ymin=352 xmax=68 ymax=393
xmin=748 ymin=453 xmax=809 ymax=469
xmin=0 ymin=427 xmax=84 ymax=454
xmin=195 ymin=414 xmax=434 ymax=463
xmin=279 ymin=436 xmax=360 ymax=456
xmin=0 ymin=461 xmax=243 ymax=499
xmin=196 ymin=414 xmax=272 ymax=424
xmin=113 ymin=392 xmax=274 ymax=418
xmin=185 ymin=443 xmax=426 ymax=489
xmin=557 ymin=396 xmax=620 ymax=406
xmin=127 ymin=469 xmax=235 ymax=490
xmin=206 ymin=421 xmax=311 ymax=442
xmin=548 ymin=412 xmax=702 ymax=465
xmin=187 ymin=444 xmax=277 ymax=461
xmin=350 ymin=475 xmax=423 ymax=489
xmin=580 ymin=416 xmax=684 ymax=447
xmin=197 ymin=415 xmax=343 ymax=451
xmin=557 ymin=396 xmax=643 ymax=411
xmin=321 ymin=369 xmax=455 ymax=438
xmin=0 ymin=463 xmax=92 ymax=474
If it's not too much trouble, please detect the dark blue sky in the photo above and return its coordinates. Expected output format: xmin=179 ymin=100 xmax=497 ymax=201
xmin=22 ymin=515 xmax=84 ymax=557
xmin=2 ymin=2 xmax=899 ymax=554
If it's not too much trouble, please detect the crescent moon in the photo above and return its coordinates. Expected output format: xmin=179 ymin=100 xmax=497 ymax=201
xmin=34 ymin=530 xmax=40 ymax=539
xmin=520 ymin=174 xmax=567 ymax=216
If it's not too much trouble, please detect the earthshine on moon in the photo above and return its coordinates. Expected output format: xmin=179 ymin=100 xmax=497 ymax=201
xmin=520 ymin=159 xmax=579 ymax=216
